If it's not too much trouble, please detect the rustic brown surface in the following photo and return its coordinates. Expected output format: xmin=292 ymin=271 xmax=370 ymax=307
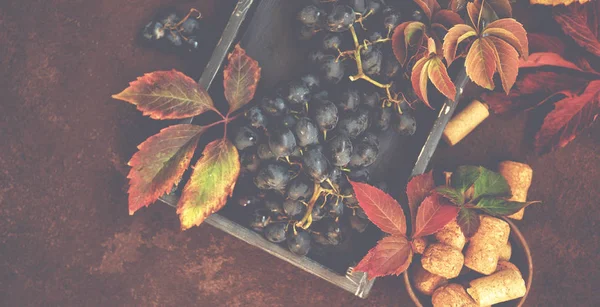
xmin=1 ymin=0 xmax=599 ymax=306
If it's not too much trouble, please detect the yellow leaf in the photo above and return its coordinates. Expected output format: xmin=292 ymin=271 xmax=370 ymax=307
xmin=530 ymin=0 xmax=591 ymax=6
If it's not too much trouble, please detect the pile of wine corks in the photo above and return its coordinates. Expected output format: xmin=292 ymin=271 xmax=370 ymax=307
xmin=412 ymin=216 xmax=527 ymax=306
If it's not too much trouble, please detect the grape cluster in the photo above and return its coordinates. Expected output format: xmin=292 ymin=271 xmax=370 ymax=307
xmin=141 ymin=9 xmax=202 ymax=51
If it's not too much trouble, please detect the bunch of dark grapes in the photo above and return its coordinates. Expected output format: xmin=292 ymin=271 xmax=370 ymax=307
xmin=141 ymin=9 xmax=202 ymax=51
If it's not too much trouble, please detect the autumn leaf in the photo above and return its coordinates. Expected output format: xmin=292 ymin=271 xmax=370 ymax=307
xmin=177 ymin=139 xmax=240 ymax=230
xmin=354 ymin=235 xmax=413 ymax=279
xmin=414 ymin=0 xmax=441 ymax=21
xmin=456 ymin=208 xmax=480 ymax=237
xmin=413 ymin=194 xmax=460 ymax=238
xmin=535 ymin=80 xmax=600 ymax=153
xmin=411 ymin=38 xmax=457 ymax=108
xmin=443 ymin=24 xmax=477 ymax=65
xmin=350 ymin=180 xmax=407 ymax=236
xmin=223 ymin=44 xmax=261 ymax=114
xmin=553 ymin=1 xmax=600 ymax=57
xmin=531 ymin=0 xmax=592 ymax=7
xmin=476 ymin=0 xmax=512 ymax=18
xmin=435 ymin=186 xmax=465 ymax=205
xmin=127 ymin=124 xmax=205 ymax=215
xmin=406 ymin=171 xmax=436 ymax=225
xmin=113 ymin=70 xmax=215 ymax=120
xmin=475 ymin=197 xmax=541 ymax=216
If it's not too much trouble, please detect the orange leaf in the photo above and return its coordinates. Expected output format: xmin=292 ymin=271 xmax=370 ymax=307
xmin=488 ymin=36 xmax=520 ymax=94
xmin=112 ymin=70 xmax=215 ymax=120
xmin=428 ymin=57 xmax=457 ymax=101
xmin=411 ymin=56 xmax=434 ymax=109
xmin=443 ymin=24 xmax=477 ymax=64
xmin=475 ymin=0 xmax=512 ymax=18
xmin=405 ymin=22 xmax=427 ymax=47
xmin=484 ymin=28 xmax=525 ymax=58
xmin=223 ymin=44 xmax=261 ymax=114
xmin=177 ymin=139 xmax=240 ymax=230
xmin=485 ymin=19 xmax=529 ymax=60
xmin=392 ymin=22 xmax=410 ymax=65
xmin=432 ymin=10 xmax=464 ymax=29
xmin=465 ymin=38 xmax=497 ymax=90
xmin=127 ymin=124 xmax=205 ymax=215
xmin=466 ymin=2 xmax=481 ymax=30
xmin=414 ymin=0 xmax=441 ymax=21
xmin=354 ymin=236 xmax=413 ymax=279
xmin=531 ymin=0 xmax=591 ymax=6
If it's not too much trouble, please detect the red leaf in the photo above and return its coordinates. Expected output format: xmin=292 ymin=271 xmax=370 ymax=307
xmin=432 ymin=10 xmax=464 ymax=30
xmin=531 ymin=0 xmax=592 ymax=6
xmin=488 ymin=36 xmax=520 ymax=94
xmin=392 ymin=22 xmax=410 ymax=65
xmin=465 ymin=38 xmax=497 ymax=90
xmin=528 ymin=33 xmax=566 ymax=55
xmin=535 ymin=80 xmax=600 ymax=153
xmin=414 ymin=0 xmax=441 ymax=21
xmin=406 ymin=171 xmax=435 ymax=226
xmin=112 ymin=70 xmax=215 ymax=120
xmin=443 ymin=24 xmax=477 ymax=64
xmin=554 ymin=1 xmax=600 ymax=57
xmin=519 ymin=52 xmax=590 ymax=72
xmin=475 ymin=0 xmax=512 ymax=18
xmin=127 ymin=124 xmax=205 ymax=215
xmin=450 ymin=0 xmax=468 ymax=12
xmin=411 ymin=56 xmax=432 ymax=108
xmin=466 ymin=2 xmax=481 ymax=30
xmin=223 ymin=44 xmax=261 ymax=114
xmin=428 ymin=57 xmax=457 ymax=101
xmin=354 ymin=236 xmax=413 ymax=279
xmin=349 ymin=180 xmax=407 ymax=236
xmin=485 ymin=18 xmax=529 ymax=60
xmin=177 ymin=139 xmax=240 ymax=229
xmin=413 ymin=194 xmax=460 ymax=238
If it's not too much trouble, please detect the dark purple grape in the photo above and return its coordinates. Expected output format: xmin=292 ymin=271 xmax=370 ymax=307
xmin=327 ymin=5 xmax=356 ymax=32
xmin=324 ymin=219 xmax=343 ymax=245
xmin=356 ymin=207 xmax=368 ymax=219
xmin=257 ymin=143 xmax=275 ymax=160
xmin=264 ymin=223 xmax=287 ymax=243
xmin=348 ymin=167 xmax=370 ymax=182
xmin=383 ymin=7 xmax=401 ymax=30
xmin=412 ymin=10 xmax=423 ymax=21
xmin=181 ymin=18 xmax=200 ymax=35
xmin=336 ymin=89 xmax=360 ymax=112
xmin=302 ymin=145 xmax=330 ymax=182
xmin=287 ymin=175 xmax=313 ymax=201
xmin=311 ymin=231 xmax=332 ymax=245
xmin=240 ymin=150 xmax=260 ymax=173
xmin=283 ymin=199 xmax=305 ymax=217
xmin=254 ymin=162 xmax=292 ymax=190
xmin=358 ymin=132 xmax=379 ymax=147
xmin=261 ymin=96 xmax=287 ymax=116
xmin=395 ymin=111 xmax=417 ymax=136
xmin=320 ymin=56 xmax=345 ymax=84
xmin=366 ymin=0 xmax=384 ymax=14
xmin=282 ymin=114 xmax=298 ymax=129
xmin=298 ymin=5 xmax=324 ymax=26
xmin=314 ymin=90 xmax=329 ymax=101
xmin=268 ymin=127 xmax=297 ymax=158
xmin=265 ymin=197 xmax=285 ymax=214
xmin=327 ymin=135 xmax=353 ymax=166
xmin=349 ymin=141 xmax=378 ymax=168
xmin=246 ymin=106 xmax=268 ymax=129
xmin=372 ymin=106 xmax=392 ymax=131
xmin=322 ymin=33 xmax=343 ymax=51
xmin=349 ymin=215 xmax=369 ymax=232
xmin=342 ymin=186 xmax=359 ymax=207
xmin=311 ymin=99 xmax=339 ymax=133
xmin=382 ymin=48 xmax=401 ymax=80
xmin=287 ymin=231 xmax=311 ymax=255
xmin=368 ymin=31 xmax=384 ymax=43
xmin=250 ymin=211 xmax=271 ymax=231
xmin=233 ymin=126 xmax=259 ymax=150
xmin=238 ymin=195 xmax=260 ymax=207
xmin=361 ymin=47 xmax=383 ymax=76
xmin=350 ymin=0 xmax=367 ymax=13
xmin=309 ymin=50 xmax=327 ymax=65
xmin=301 ymin=74 xmax=321 ymax=92
xmin=336 ymin=108 xmax=369 ymax=138
xmin=328 ymin=198 xmax=344 ymax=217
xmin=287 ymin=81 xmax=311 ymax=106
xmin=166 ymin=31 xmax=183 ymax=46
xmin=294 ymin=117 xmax=319 ymax=147
xmin=186 ymin=36 xmax=200 ymax=50
xmin=361 ymin=91 xmax=380 ymax=108
xmin=311 ymin=204 xmax=327 ymax=222
xmin=142 ymin=21 xmax=165 ymax=41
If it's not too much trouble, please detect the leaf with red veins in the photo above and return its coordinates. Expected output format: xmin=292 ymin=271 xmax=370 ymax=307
xmin=528 ymin=33 xmax=566 ymax=55
xmin=223 ymin=44 xmax=261 ymax=114
xmin=519 ymin=52 xmax=598 ymax=74
xmin=484 ymin=28 xmax=526 ymax=58
xmin=411 ymin=56 xmax=431 ymax=108
xmin=392 ymin=22 xmax=410 ymax=65
xmin=465 ymin=38 xmax=497 ymax=90
xmin=554 ymin=1 xmax=600 ymax=57
xmin=488 ymin=36 xmax=520 ymax=94
xmin=466 ymin=2 xmax=481 ymax=30
xmin=535 ymin=80 xmax=600 ymax=153
xmin=349 ymin=180 xmax=408 ymax=236
xmin=406 ymin=171 xmax=435 ymax=226
xmin=354 ymin=236 xmax=413 ymax=279
xmin=485 ymin=19 xmax=529 ymax=60
xmin=413 ymin=193 xmax=460 ymax=238
xmin=443 ymin=24 xmax=477 ymax=64
xmin=112 ymin=70 xmax=215 ymax=120
xmin=428 ymin=56 xmax=457 ymax=101
xmin=127 ymin=124 xmax=205 ymax=215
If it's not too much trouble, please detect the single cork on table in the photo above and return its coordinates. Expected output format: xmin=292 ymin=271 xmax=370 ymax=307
xmin=498 ymin=161 xmax=533 ymax=220
xmin=464 ymin=216 xmax=510 ymax=275
xmin=413 ymin=262 xmax=448 ymax=295
xmin=432 ymin=284 xmax=479 ymax=307
xmin=467 ymin=269 xmax=527 ymax=306
xmin=422 ymin=243 xmax=464 ymax=279
xmin=442 ymin=99 xmax=490 ymax=146
xmin=499 ymin=241 xmax=512 ymax=261
xmin=435 ymin=220 xmax=466 ymax=251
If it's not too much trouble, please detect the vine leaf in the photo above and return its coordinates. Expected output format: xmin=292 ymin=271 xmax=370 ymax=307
xmin=456 ymin=207 xmax=480 ymax=238
xmin=177 ymin=139 xmax=240 ymax=230
xmin=406 ymin=171 xmax=435 ymax=226
xmin=435 ymin=186 xmax=465 ymax=206
xmin=531 ymin=0 xmax=592 ymax=7
xmin=475 ymin=197 xmax=541 ymax=216
xmin=553 ymin=1 xmax=600 ymax=57
xmin=411 ymin=38 xmax=456 ymax=108
xmin=112 ymin=70 xmax=215 ymax=120
xmin=350 ymin=180 xmax=407 ymax=236
xmin=473 ymin=167 xmax=512 ymax=200
xmin=354 ymin=235 xmax=413 ymax=279
xmin=223 ymin=44 xmax=262 ymax=114
xmin=127 ymin=124 xmax=205 ymax=215
xmin=451 ymin=165 xmax=481 ymax=193
xmin=413 ymin=194 xmax=459 ymax=238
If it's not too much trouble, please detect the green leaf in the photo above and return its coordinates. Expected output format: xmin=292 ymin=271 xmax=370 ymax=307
xmin=451 ymin=165 xmax=481 ymax=193
xmin=435 ymin=186 xmax=465 ymax=206
xmin=177 ymin=139 xmax=240 ymax=230
xmin=473 ymin=167 xmax=511 ymax=200
xmin=475 ymin=197 xmax=541 ymax=216
xmin=456 ymin=208 xmax=480 ymax=238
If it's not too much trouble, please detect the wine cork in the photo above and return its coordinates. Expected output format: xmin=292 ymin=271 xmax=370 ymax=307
xmin=495 ymin=260 xmax=521 ymax=277
xmin=498 ymin=161 xmax=533 ymax=220
xmin=467 ymin=269 xmax=527 ymax=306
xmin=435 ymin=220 xmax=466 ymax=251
xmin=432 ymin=284 xmax=479 ymax=307
xmin=413 ymin=262 xmax=448 ymax=295
xmin=499 ymin=241 xmax=512 ymax=261
xmin=422 ymin=243 xmax=464 ymax=279
xmin=464 ymin=216 xmax=510 ymax=275
xmin=412 ymin=236 xmax=428 ymax=254
xmin=442 ymin=100 xmax=490 ymax=146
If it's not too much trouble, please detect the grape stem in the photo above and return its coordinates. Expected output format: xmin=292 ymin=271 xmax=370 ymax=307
xmin=296 ymin=182 xmax=323 ymax=229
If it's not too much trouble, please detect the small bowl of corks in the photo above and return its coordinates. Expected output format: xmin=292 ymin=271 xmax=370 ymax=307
xmin=404 ymin=215 xmax=532 ymax=307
